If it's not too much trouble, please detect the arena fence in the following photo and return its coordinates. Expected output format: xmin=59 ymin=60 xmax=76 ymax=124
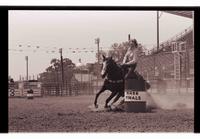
xmin=8 ymin=81 xmax=42 ymax=97
xmin=39 ymin=46 xmax=194 ymax=96
xmin=40 ymin=74 xmax=194 ymax=96
xmin=148 ymin=78 xmax=194 ymax=94
xmin=40 ymin=77 xmax=94 ymax=96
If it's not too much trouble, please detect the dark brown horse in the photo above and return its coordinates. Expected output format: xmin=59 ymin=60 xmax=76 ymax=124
xmin=94 ymin=55 xmax=150 ymax=109
xmin=94 ymin=55 xmax=125 ymax=108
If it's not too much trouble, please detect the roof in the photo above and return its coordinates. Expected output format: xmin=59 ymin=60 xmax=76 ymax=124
xmin=163 ymin=11 xmax=193 ymax=19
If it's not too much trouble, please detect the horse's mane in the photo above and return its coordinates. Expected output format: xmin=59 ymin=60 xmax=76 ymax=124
xmin=106 ymin=58 xmax=124 ymax=80
xmin=109 ymin=58 xmax=122 ymax=69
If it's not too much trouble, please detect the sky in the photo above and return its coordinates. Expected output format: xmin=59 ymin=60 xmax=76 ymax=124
xmin=8 ymin=10 xmax=193 ymax=80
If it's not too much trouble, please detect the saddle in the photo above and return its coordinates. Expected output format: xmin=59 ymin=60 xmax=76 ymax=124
xmin=120 ymin=63 xmax=137 ymax=79
xmin=120 ymin=64 xmax=150 ymax=90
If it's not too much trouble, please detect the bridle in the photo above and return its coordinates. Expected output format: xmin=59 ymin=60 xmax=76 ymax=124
xmin=103 ymin=61 xmax=124 ymax=84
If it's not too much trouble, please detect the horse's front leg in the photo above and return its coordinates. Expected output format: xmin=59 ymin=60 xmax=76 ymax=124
xmin=94 ymin=86 xmax=106 ymax=108
xmin=110 ymin=92 xmax=122 ymax=106
xmin=105 ymin=91 xmax=116 ymax=108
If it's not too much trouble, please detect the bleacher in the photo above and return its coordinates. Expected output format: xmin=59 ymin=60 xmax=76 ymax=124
xmin=159 ymin=25 xmax=193 ymax=51
xmin=137 ymin=52 xmax=174 ymax=80
xmin=136 ymin=24 xmax=194 ymax=93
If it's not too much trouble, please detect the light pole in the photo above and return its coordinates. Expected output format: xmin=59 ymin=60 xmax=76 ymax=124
xmin=59 ymin=48 xmax=64 ymax=95
xmin=95 ymin=38 xmax=100 ymax=92
xmin=157 ymin=11 xmax=160 ymax=51
xmin=128 ymin=34 xmax=131 ymax=41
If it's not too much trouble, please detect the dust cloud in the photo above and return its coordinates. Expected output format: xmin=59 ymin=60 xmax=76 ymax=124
xmin=144 ymin=91 xmax=194 ymax=110
xmin=92 ymin=90 xmax=194 ymax=110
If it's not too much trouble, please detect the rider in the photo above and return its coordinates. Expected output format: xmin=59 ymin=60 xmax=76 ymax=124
xmin=109 ymin=39 xmax=139 ymax=108
xmin=121 ymin=38 xmax=139 ymax=79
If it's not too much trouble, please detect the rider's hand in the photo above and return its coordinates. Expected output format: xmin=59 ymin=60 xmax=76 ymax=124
xmin=120 ymin=63 xmax=126 ymax=68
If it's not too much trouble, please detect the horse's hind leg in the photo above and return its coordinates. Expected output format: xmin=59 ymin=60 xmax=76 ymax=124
xmin=94 ymin=86 xmax=106 ymax=108
xmin=105 ymin=92 xmax=116 ymax=108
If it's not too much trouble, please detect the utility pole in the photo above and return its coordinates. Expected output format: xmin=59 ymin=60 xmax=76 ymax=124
xmin=95 ymin=38 xmax=100 ymax=91
xmin=157 ymin=11 xmax=160 ymax=51
xmin=154 ymin=11 xmax=160 ymax=80
xmin=192 ymin=11 xmax=194 ymax=48
xmin=19 ymin=75 xmax=22 ymax=81
xmin=79 ymin=58 xmax=83 ymax=93
xmin=128 ymin=34 xmax=131 ymax=41
xmin=59 ymin=48 xmax=65 ymax=96
xmin=95 ymin=38 xmax=100 ymax=64
xmin=25 ymin=56 xmax=28 ymax=81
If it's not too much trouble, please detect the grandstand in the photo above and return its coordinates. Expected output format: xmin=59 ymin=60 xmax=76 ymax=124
xmin=138 ymin=25 xmax=193 ymax=75
xmin=136 ymin=20 xmax=194 ymax=93
xmin=157 ymin=25 xmax=193 ymax=53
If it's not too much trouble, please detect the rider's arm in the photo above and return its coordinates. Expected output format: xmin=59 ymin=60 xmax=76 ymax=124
xmin=122 ymin=52 xmax=128 ymax=64
xmin=125 ymin=60 xmax=136 ymax=65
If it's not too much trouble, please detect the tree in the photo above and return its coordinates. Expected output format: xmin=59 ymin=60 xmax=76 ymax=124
xmin=50 ymin=58 xmax=60 ymax=72
xmin=46 ymin=65 xmax=53 ymax=73
xmin=40 ymin=57 xmax=75 ymax=83
xmin=108 ymin=41 xmax=129 ymax=63
xmin=63 ymin=58 xmax=75 ymax=81
xmin=39 ymin=57 xmax=76 ymax=95
xmin=107 ymin=41 xmax=147 ymax=63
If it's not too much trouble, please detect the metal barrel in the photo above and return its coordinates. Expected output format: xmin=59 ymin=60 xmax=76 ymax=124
xmin=124 ymin=79 xmax=146 ymax=112
xmin=27 ymin=93 xmax=34 ymax=99
xmin=27 ymin=89 xmax=34 ymax=99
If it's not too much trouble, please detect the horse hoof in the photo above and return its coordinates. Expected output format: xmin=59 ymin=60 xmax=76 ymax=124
xmin=104 ymin=105 xmax=111 ymax=109
xmin=95 ymin=104 xmax=98 ymax=108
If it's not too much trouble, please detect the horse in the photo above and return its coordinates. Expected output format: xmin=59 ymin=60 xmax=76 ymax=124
xmin=94 ymin=55 xmax=125 ymax=109
xmin=94 ymin=55 xmax=151 ymax=109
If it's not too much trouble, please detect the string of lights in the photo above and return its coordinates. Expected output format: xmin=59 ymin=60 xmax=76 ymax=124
xmin=9 ymin=49 xmax=99 ymax=54
xmin=9 ymin=44 xmax=111 ymax=54
xmin=9 ymin=43 xmax=153 ymax=54
xmin=16 ymin=44 xmax=111 ymax=50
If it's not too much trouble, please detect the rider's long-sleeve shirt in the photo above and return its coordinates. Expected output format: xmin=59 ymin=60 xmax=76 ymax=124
xmin=122 ymin=47 xmax=138 ymax=65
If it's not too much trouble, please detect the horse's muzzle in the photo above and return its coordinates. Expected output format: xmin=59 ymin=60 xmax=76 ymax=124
xmin=101 ymin=74 xmax=106 ymax=79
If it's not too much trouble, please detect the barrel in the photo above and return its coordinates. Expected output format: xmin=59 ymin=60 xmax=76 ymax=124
xmin=27 ymin=93 xmax=34 ymax=99
xmin=27 ymin=89 xmax=34 ymax=99
xmin=124 ymin=101 xmax=146 ymax=112
xmin=124 ymin=79 xmax=147 ymax=112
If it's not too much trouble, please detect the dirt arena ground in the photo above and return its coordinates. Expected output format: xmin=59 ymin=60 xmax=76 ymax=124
xmin=9 ymin=93 xmax=194 ymax=132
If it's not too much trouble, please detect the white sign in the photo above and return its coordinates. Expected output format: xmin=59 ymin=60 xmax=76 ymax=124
xmin=37 ymin=83 xmax=41 ymax=88
xmin=18 ymin=83 xmax=23 ymax=89
xmin=125 ymin=90 xmax=142 ymax=102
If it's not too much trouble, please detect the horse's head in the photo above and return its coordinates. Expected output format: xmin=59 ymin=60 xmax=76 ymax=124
xmin=101 ymin=55 xmax=115 ymax=78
